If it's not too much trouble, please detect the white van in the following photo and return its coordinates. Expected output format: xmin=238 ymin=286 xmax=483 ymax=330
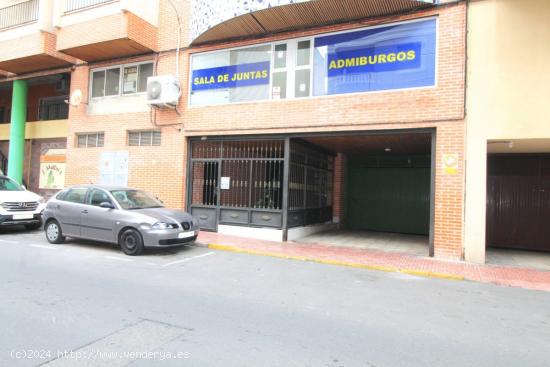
xmin=0 ymin=175 xmax=46 ymax=230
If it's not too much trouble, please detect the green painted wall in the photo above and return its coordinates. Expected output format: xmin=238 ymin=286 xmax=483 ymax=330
xmin=7 ymin=80 xmax=27 ymax=184
xmin=347 ymin=156 xmax=430 ymax=235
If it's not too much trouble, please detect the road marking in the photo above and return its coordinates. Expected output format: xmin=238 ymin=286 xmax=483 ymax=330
xmin=103 ymin=255 xmax=133 ymax=262
xmin=30 ymin=244 xmax=58 ymax=250
xmin=145 ymin=262 xmax=160 ymax=266
xmin=162 ymin=251 xmax=215 ymax=267
xmin=0 ymin=239 xmax=18 ymax=244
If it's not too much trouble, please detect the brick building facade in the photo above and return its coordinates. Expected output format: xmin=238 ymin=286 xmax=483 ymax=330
xmin=0 ymin=0 xmax=468 ymax=260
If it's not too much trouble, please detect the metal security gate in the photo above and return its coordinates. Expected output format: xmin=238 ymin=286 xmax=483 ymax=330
xmin=188 ymin=138 xmax=334 ymax=232
xmin=287 ymin=142 xmax=333 ymax=227
xmin=189 ymin=140 xmax=285 ymax=231
xmin=487 ymin=155 xmax=550 ymax=252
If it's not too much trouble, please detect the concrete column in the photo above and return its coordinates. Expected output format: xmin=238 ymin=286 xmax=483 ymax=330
xmin=464 ymin=136 xmax=488 ymax=264
xmin=7 ymin=79 xmax=28 ymax=184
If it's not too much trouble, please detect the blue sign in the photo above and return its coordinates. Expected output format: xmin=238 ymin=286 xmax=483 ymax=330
xmin=313 ymin=19 xmax=437 ymax=96
xmin=191 ymin=61 xmax=270 ymax=91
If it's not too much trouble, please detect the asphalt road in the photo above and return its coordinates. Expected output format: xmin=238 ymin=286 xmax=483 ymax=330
xmin=1 ymin=227 xmax=550 ymax=367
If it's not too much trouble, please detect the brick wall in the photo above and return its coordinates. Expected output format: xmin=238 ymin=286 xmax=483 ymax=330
xmin=64 ymin=58 xmax=186 ymax=209
xmin=63 ymin=0 xmax=466 ymax=259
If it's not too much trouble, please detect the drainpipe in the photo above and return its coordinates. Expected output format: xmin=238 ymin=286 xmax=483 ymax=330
xmin=7 ymin=79 xmax=28 ymax=184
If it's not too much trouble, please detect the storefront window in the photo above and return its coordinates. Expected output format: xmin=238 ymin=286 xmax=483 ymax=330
xmin=313 ymin=18 xmax=437 ymax=96
xmin=188 ymin=18 xmax=436 ymax=105
xmin=190 ymin=45 xmax=272 ymax=106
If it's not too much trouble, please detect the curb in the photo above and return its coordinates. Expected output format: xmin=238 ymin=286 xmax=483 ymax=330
xmin=203 ymin=242 xmax=465 ymax=282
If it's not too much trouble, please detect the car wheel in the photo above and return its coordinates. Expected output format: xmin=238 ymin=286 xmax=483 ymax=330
xmin=119 ymin=228 xmax=144 ymax=256
xmin=45 ymin=219 xmax=65 ymax=244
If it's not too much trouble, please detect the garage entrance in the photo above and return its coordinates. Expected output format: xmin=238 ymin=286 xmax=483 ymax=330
xmin=484 ymin=139 xmax=550 ymax=270
xmin=487 ymin=154 xmax=550 ymax=252
xmin=297 ymin=131 xmax=434 ymax=256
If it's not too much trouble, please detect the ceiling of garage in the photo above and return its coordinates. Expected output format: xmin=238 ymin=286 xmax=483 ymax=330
xmin=301 ymin=132 xmax=432 ymax=155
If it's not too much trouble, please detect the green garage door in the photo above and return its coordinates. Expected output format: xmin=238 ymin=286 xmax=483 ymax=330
xmin=347 ymin=156 xmax=430 ymax=235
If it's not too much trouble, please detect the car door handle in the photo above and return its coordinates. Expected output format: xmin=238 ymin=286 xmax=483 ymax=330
xmin=81 ymin=210 xmax=88 ymax=214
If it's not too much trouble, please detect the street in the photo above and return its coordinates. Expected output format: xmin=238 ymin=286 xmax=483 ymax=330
xmin=1 ymin=228 xmax=550 ymax=367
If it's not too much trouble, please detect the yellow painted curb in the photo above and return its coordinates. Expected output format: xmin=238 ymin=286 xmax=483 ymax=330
xmin=206 ymin=243 xmax=464 ymax=281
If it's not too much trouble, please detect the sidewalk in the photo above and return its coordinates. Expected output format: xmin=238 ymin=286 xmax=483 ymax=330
xmin=196 ymin=231 xmax=550 ymax=292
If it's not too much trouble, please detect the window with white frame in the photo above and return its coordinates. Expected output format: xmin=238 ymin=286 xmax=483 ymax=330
xmin=76 ymin=132 xmax=104 ymax=148
xmin=128 ymin=130 xmax=161 ymax=147
xmin=189 ymin=39 xmax=313 ymax=106
xmin=271 ymin=39 xmax=312 ymax=100
xmin=91 ymin=62 xmax=154 ymax=99
xmin=189 ymin=18 xmax=438 ymax=105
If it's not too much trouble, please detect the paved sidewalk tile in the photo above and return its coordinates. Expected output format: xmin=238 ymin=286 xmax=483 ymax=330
xmin=196 ymin=232 xmax=550 ymax=292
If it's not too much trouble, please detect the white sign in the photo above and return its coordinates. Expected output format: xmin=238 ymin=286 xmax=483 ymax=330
xmin=272 ymin=86 xmax=281 ymax=100
xmin=100 ymin=151 xmax=129 ymax=186
xmin=220 ymin=176 xmax=231 ymax=190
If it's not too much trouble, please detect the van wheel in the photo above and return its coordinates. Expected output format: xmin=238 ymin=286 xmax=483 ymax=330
xmin=119 ymin=228 xmax=144 ymax=256
xmin=45 ymin=220 xmax=65 ymax=244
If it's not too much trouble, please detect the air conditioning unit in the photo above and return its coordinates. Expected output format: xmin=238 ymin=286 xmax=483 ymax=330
xmin=146 ymin=75 xmax=181 ymax=107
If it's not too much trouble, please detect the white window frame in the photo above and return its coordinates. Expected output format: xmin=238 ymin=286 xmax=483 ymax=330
xmin=188 ymin=16 xmax=438 ymax=107
xmin=269 ymin=37 xmax=314 ymax=100
xmin=89 ymin=60 xmax=154 ymax=100
xmin=76 ymin=132 xmax=105 ymax=148
xmin=127 ymin=129 xmax=161 ymax=147
xmin=188 ymin=37 xmax=313 ymax=106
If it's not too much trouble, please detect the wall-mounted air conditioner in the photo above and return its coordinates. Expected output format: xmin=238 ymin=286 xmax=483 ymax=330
xmin=146 ymin=75 xmax=181 ymax=107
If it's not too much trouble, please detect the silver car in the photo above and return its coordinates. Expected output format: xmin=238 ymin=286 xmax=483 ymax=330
xmin=42 ymin=185 xmax=199 ymax=255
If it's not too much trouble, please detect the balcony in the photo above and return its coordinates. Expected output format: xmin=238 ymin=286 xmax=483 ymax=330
xmin=0 ymin=0 xmax=74 ymax=74
xmin=0 ymin=0 xmax=39 ymax=30
xmin=55 ymin=0 xmax=158 ymax=62
xmin=64 ymin=0 xmax=116 ymax=13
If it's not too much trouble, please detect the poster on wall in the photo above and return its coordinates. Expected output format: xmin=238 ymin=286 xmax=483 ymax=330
xmin=99 ymin=151 xmax=129 ymax=186
xmin=313 ymin=18 xmax=437 ymax=95
xmin=39 ymin=149 xmax=66 ymax=190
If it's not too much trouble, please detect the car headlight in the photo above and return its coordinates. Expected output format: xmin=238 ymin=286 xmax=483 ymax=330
xmin=151 ymin=222 xmax=178 ymax=230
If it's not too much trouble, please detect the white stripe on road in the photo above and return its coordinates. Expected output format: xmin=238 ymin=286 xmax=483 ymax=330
xmin=162 ymin=252 xmax=215 ymax=267
xmin=30 ymin=244 xmax=57 ymax=250
xmin=104 ymin=255 xmax=133 ymax=262
xmin=0 ymin=239 xmax=18 ymax=244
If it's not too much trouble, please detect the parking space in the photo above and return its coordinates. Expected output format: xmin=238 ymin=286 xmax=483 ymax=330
xmin=0 ymin=226 xmax=214 ymax=269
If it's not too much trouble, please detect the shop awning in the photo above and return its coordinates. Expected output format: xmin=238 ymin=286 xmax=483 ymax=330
xmin=191 ymin=0 xmax=436 ymax=46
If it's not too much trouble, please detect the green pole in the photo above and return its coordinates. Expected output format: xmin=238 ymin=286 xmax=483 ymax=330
xmin=7 ymin=79 xmax=28 ymax=184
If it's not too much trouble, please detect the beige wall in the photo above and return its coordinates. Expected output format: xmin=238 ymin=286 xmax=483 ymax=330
xmin=464 ymin=0 xmax=550 ymax=262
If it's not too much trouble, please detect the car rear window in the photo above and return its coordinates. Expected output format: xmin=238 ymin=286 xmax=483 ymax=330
xmin=61 ymin=188 xmax=88 ymax=204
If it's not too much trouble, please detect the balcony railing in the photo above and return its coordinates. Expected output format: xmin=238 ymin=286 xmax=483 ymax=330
xmin=0 ymin=0 xmax=39 ymax=30
xmin=64 ymin=0 xmax=117 ymax=13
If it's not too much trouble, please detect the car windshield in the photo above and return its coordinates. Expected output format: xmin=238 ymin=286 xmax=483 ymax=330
xmin=0 ymin=177 xmax=24 ymax=191
xmin=110 ymin=189 xmax=163 ymax=210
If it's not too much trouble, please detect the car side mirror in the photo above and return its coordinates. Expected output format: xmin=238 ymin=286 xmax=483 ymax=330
xmin=99 ymin=202 xmax=115 ymax=209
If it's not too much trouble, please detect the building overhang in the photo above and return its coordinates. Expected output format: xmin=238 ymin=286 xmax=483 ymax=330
xmin=0 ymin=32 xmax=75 ymax=75
xmin=56 ymin=12 xmax=157 ymax=62
xmin=191 ymin=0 xmax=436 ymax=46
